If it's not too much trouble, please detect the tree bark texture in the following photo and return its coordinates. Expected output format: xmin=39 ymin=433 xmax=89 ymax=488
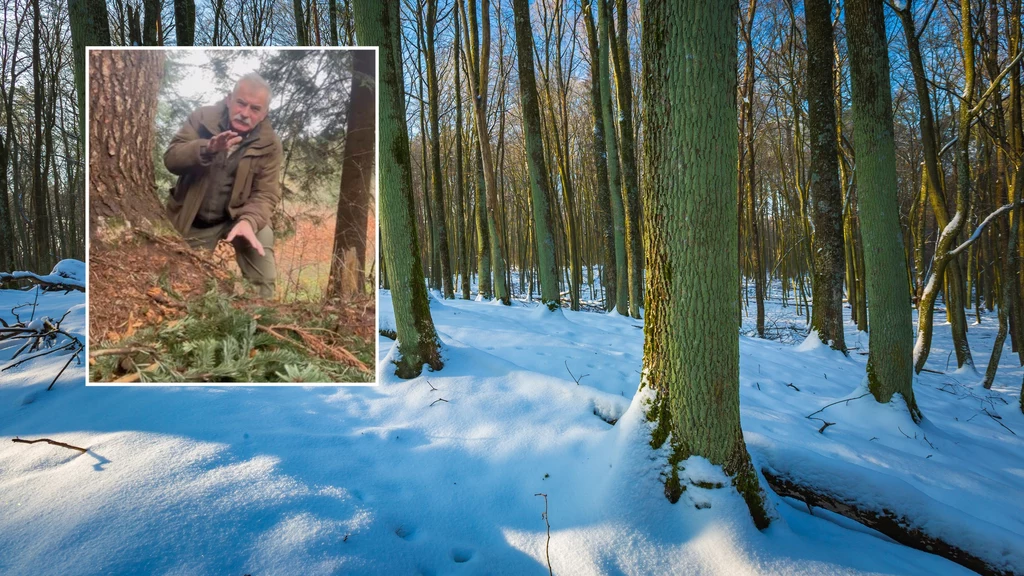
xmin=607 ymin=0 xmax=642 ymax=319
xmin=174 ymin=0 xmax=196 ymax=45
xmin=511 ymin=0 xmax=559 ymax=309
xmin=89 ymin=50 xmax=166 ymax=236
xmin=583 ymin=0 xmax=616 ymax=312
xmin=641 ymin=0 xmax=770 ymax=529
xmin=598 ymin=0 xmax=627 ymax=316
xmin=805 ymin=0 xmax=846 ymax=351
xmin=355 ymin=0 xmax=442 ymax=378
xmin=328 ymin=49 xmax=375 ymax=298
xmin=845 ymin=0 xmax=920 ymax=420
xmin=426 ymin=0 xmax=453 ymax=298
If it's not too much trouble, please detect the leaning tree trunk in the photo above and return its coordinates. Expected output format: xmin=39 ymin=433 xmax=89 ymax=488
xmin=511 ymin=0 xmax=559 ymax=309
xmin=845 ymin=0 xmax=920 ymax=421
xmin=327 ymin=49 xmax=375 ymax=298
xmin=355 ymin=0 xmax=442 ymax=378
xmin=641 ymin=0 xmax=771 ymax=529
xmin=805 ymin=0 xmax=846 ymax=351
xmin=89 ymin=51 xmax=166 ymax=235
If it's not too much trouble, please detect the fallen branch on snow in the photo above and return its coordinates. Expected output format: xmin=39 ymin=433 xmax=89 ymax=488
xmin=12 ymin=437 xmax=88 ymax=453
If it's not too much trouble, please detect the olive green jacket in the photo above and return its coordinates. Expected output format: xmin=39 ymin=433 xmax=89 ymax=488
xmin=164 ymin=101 xmax=283 ymax=234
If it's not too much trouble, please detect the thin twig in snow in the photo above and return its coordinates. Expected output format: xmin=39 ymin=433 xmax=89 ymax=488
xmin=535 ymin=493 xmax=552 ymax=576
xmin=564 ymin=361 xmax=589 ymax=385
xmin=12 ymin=437 xmax=88 ymax=453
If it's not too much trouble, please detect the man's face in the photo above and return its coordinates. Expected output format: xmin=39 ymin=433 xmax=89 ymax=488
xmin=227 ymin=81 xmax=270 ymax=134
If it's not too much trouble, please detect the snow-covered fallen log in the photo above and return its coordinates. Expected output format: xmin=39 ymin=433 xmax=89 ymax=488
xmin=0 ymin=259 xmax=85 ymax=292
xmin=760 ymin=454 xmax=1022 ymax=576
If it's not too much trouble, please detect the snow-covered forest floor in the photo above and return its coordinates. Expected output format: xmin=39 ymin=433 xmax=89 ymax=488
xmin=1 ymin=275 xmax=1022 ymax=575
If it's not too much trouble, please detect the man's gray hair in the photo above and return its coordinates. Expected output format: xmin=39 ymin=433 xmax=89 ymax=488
xmin=234 ymin=72 xmax=272 ymax=103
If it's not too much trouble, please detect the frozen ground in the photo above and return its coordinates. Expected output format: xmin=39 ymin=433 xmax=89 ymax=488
xmin=1 ymin=275 xmax=1021 ymax=575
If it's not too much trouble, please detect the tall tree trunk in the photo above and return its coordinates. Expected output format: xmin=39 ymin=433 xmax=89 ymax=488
xmin=69 ymin=0 xmax=110 ymax=150
xmin=805 ymin=0 xmax=845 ymax=351
xmin=89 ymin=50 xmax=166 ymax=233
xmin=845 ymin=0 xmax=920 ymax=421
xmin=739 ymin=0 xmax=764 ymax=338
xmin=896 ymin=0 xmax=975 ymax=373
xmin=174 ymin=0 xmax=195 ymax=45
xmin=608 ymin=0 xmax=642 ymax=318
xmin=598 ymin=0 xmax=627 ymax=315
xmin=641 ymin=0 xmax=771 ymax=529
xmin=355 ymin=0 xmax=442 ymax=377
xmin=128 ymin=4 xmax=142 ymax=46
xmin=462 ymin=0 xmax=509 ymax=304
xmin=474 ymin=140 xmax=491 ymax=299
xmin=426 ymin=0 xmax=453 ymax=298
xmin=454 ymin=5 xmax=470 ymax=300
xmin=32 ymin=0 xmax=50 ymax=271
xmin=583 ymin=0 xmax=616 ymax=312
xmin=294 ymin=0 xmax=308 ymax=45
xmin=511 ymin=0 xmax=559 ymax=309
xmin=328 ymin=50 xmax=375 ymax=298
xmin=143 ymin=0 xmax=160 ymax=45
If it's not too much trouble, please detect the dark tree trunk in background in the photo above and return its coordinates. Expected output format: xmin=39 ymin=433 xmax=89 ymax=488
xmin=174 ymin=0 xmax=195 ymax=45
xmin=454 ymin=5 xmax=470 ymax=300
xmin=608 ymin=0 xmax=642 ymax=318
xmin=805 ymin=0 xmax=846 ymax=351
xmin=32 ymin=0 xmax=51 ymax=272
xmin=328 ymin=50 xmax=376 ymax=298
xmin=294 ymin=0 xmax=308 ymax=45
xmin=128 ymin=4 xmax=142 ymax=45
xmin=89 ymin=50 xmax=166 ymax=234
xmin=143 ymin=0 xmax=160 ymax=45
xmin=329 ymin=0 xmax=339 ymax=45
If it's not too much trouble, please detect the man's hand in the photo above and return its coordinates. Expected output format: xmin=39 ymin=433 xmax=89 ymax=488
xmin=207 ymin=130 xmax=242 ymax=154
xmin=226 ymin=220 xmax=265 ymax=256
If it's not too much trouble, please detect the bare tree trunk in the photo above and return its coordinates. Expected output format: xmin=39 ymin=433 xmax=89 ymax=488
xmin=174 ymin=0 xmax=195 ymax=45
xmin=805 ymin=0 xmax=846 ymax=351
xmin=511 ymin=0 xmax=559 ymax=309
xmin=328 ymin=50 xmax=375 ymax=298
xmin=426 ymin=0 xmax=453 ymax=298
xmin=88 ymin=50 xmax=166 ymax=233
xmin=641 ymin=0 xmax=771 ymax=529
xmin=354 ymin=0 xmax=442 ymax=377
xmin=846 ymin=0 xmax=920 ymax=421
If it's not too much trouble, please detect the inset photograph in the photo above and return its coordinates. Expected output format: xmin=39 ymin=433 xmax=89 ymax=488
xmin=87 ymin=47 xmax=376 ymax=384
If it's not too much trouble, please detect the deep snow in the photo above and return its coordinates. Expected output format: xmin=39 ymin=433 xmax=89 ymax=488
xmin=0 ymin=279 xmax=1021 ymax=575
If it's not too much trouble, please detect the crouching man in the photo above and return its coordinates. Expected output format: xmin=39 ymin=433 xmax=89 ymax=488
xmin=164 ymin=72 xmax=283 ymax=299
